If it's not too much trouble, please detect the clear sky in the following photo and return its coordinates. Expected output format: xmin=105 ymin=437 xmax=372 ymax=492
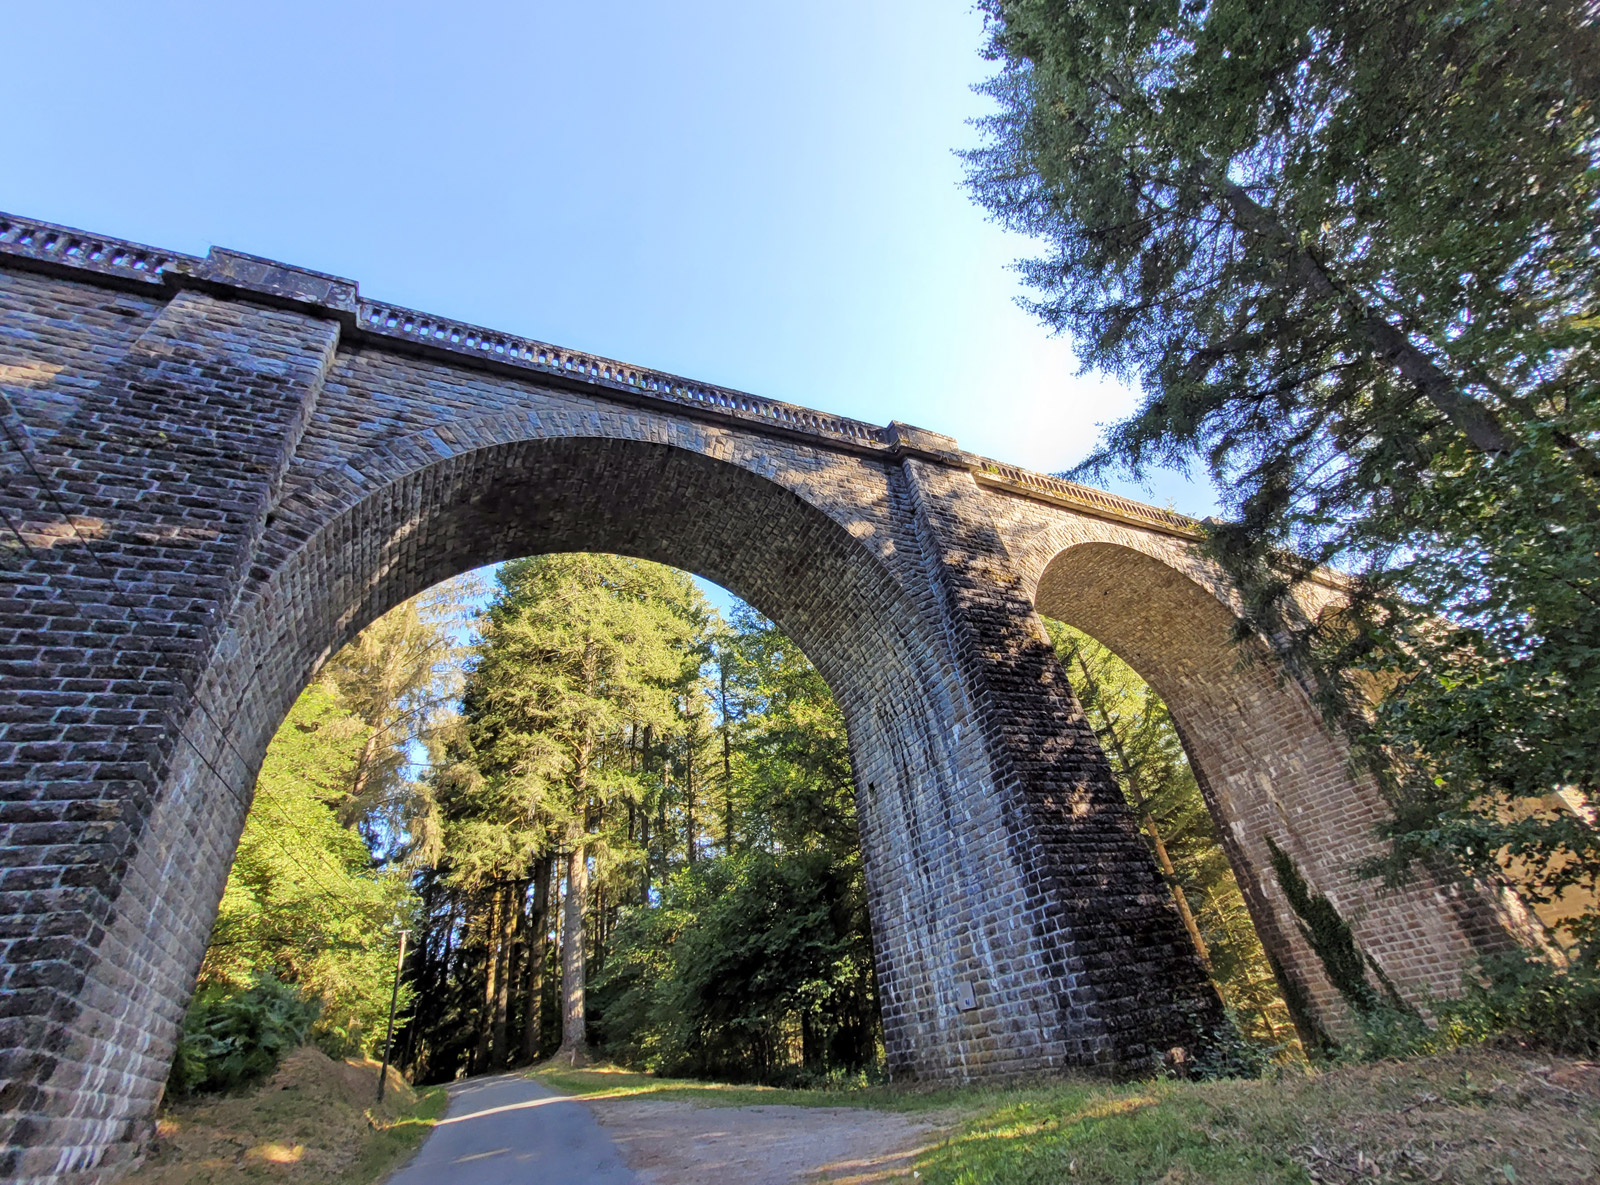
xmin=3 ymin=0 xmax=1217 ymax=536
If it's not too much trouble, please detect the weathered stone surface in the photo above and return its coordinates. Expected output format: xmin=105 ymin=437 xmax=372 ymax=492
xmin=0 ymin=213 xmax=1520 ymax=1182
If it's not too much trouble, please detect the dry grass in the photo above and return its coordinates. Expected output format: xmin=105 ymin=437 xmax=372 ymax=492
xmin=121 ymin=1047 xmax=446 ymax=1185
xmin=912 ymin=1047 xmax=1600 ymax=1185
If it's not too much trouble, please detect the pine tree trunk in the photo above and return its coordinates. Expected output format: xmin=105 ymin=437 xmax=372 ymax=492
xmin=522 ymin=854 xmax=551 ymax=1064
xmin=346 ymin=726 xmax=382 ymax=816
xmin=641 ymin=723 xmax=654 ymax=901
xmin=1140 ymin=809 xmax=1212 ymax=972
xmin=560 ymin=650 xmax=597 ymax=1063
xmin=491 ymin=882 xmax=514 ymax=1065
xmin=721 ymin=656 xmax=735 ymax=853
xmin=559 ymin=840 xmax=588 ymax=1060
xmin=639 ymin=806 xmax=652 ymax=902
xmin=657 ymin=775 xmax=669 ymax=878
xmin=475 ymin=888 xmax=499 ymax=1072
xmin=684 ymin=728 xmax=696 ymax=866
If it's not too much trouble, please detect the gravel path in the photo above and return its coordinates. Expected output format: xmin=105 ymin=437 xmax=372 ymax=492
xmin=582 ymin=1096 xmax=943 ymax=1185
xmin=385 ymin=1073 xmax=944 ymax=1184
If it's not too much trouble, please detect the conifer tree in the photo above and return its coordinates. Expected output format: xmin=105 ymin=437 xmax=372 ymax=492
xmin=436 ymin=554 xmax=705 ymax=1063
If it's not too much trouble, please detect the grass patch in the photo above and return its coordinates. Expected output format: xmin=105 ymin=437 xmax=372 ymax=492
xmin=916 ymin=1079 xmax=1301 ymax=1185
xmin=123 ymin=1047 xmax=448 ymax=1184
xmin=335 ymin=1081 xmax=448 ymax=1185
xmin=913 ymin=1048 xmax=1600 ymax=1185
xmin=532 ymin=1062 xmax=990 ymax=1113
xmin=538 ymin=1049 xmax=1600 ymax=1184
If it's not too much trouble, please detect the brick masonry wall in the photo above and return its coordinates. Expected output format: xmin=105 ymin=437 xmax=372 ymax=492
xmin=984 ymin=503 xmax=1524 ymax=1036
xmin=0 ymin=218 xmax=1525 ymax=1181
xmin=1 ymin=278 xmax=339 ymax=1180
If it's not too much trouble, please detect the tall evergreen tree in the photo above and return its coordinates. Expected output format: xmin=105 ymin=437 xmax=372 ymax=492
xmin=593 ymin=604 xmax=879 ymax=1082
xmin=404 ymin=575 xmax=878 ymax=1083
xmin=320 ymin=578 xmax=474 ymax=857
xmin=430 ymin=555 xmax=705 ymax=1066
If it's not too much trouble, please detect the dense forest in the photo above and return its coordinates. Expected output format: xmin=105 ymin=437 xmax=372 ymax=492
xmin=174 ymin=552 xmax=1293 ymax=1094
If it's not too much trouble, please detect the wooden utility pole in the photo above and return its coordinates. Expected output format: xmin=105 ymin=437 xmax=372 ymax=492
xmin=376 ymin=930 xmax=409 ymax=1104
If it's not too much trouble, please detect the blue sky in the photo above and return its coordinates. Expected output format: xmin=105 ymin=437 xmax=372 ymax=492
xmin=4 ymin=0 xmax=1217 ymax=601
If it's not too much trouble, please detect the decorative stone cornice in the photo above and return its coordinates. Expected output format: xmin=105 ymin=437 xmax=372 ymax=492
xmin=0 ymin=209 xmax=1203 ymax=540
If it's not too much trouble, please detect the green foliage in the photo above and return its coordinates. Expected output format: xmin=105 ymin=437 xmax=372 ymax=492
xmin=1434 ymin=953 xmax=1600 ymax=1058
xmin=1264 ymin=837 xmax=1378 ymax=1017
xmin=1186 ymin=1006 xmax=1278 ymax=1081
xmin=320 ymin=577 xmax=474 ymax=861
xmin=589 ymin=602 xmax=880 ymax=1084
xmin=407 ymin=555 xmax=720 ymax=1078
xmin=969 ymin=1 xmax=1600 ymax=962
xmin=437 ymin=554 xmax=703 ymax=883
xmin=166 ymin=977 xmax=320 ymax=1098
xmin=405 ymin=568 xmax=881 ymax=1085
xmin=1255 ymin=862 xmax=1600 ymax=1062
xmin=196 ymin=585 xmax=468 ymax=1071
xmin=593 ymin=849 xmax=878 ymax=1084
xmin=203 ymin=680 xmax=415 ymax=1058
xmin=1343 ymin=952 xmax=1600 ymax=1062
xmin=719 ymin=604 xmax=857 ymax=856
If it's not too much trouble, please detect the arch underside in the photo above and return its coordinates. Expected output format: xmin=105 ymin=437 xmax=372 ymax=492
xmin=1035 ymin=541 xmax=1501 ymax=1030
xmin=172 ymin=434 xmax=1057 ymax=1081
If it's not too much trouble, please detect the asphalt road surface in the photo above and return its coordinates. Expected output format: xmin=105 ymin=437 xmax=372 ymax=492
xmin=385 ymin=1072 xmax=637 ymax=1185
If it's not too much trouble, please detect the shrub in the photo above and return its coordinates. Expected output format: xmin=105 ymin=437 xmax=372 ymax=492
xmin=1433 ymin=952 xmax=1600 ymax=1057
xmin=1188 ymin=1006 xmax=1287 ymax=1080
xmin=166 ymin=977 xmax=322 ymax=1098
xmin=1331 ymin=951 xmax=1600 ymax=1063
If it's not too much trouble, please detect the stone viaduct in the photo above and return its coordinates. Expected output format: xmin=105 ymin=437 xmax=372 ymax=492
xmin=0 ymin=213 xmax=1522 ymax=1181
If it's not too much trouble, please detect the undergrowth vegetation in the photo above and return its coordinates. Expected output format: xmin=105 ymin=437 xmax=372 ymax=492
xmin=166 ymin=978 xmax=321 ymax=1099
xmin=1348 ymin=953 xmax=1600 ymax=1064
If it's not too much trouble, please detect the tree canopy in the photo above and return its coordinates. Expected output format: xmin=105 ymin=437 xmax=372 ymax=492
xmin=196 ymin=580 xmax=471 ymax=1063
xmin=398 ymin=560 xmax=883 ymax=1084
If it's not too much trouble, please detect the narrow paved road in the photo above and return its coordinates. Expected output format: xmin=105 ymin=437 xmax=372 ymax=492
xmin=386 ymin=1072 xmax=637 ymax=1184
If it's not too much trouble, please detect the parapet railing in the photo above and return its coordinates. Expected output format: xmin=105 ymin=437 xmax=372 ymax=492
xmin=0 ymin=210 xmax=1204 ymax=539
xmin=355 ymin=299 xmax=885 ymax=446
xmin=0 ymin=214 xmax=196 ymax=287
xmin=974 ymin=461 xmax=1201 ymax=535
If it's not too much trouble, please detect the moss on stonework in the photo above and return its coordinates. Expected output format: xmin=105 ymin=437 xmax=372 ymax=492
xmin=1265 ymin=837 xmax=1380 ymax=1016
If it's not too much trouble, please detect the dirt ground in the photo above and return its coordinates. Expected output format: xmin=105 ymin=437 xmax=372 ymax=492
xmin=582 ymin=1097 xmax=948 ymax=1185
xmin=121 ymin=1048 xmax=421 ymax=1185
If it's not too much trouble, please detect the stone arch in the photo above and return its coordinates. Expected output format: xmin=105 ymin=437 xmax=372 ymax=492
xmin=1030 ymin=538 xmax=1506 ymax=1036
xmin=8 ymin=223 xmax=1517 ymax=1178
xmin=125 ymin=431 xmax=1022 ymax=1113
